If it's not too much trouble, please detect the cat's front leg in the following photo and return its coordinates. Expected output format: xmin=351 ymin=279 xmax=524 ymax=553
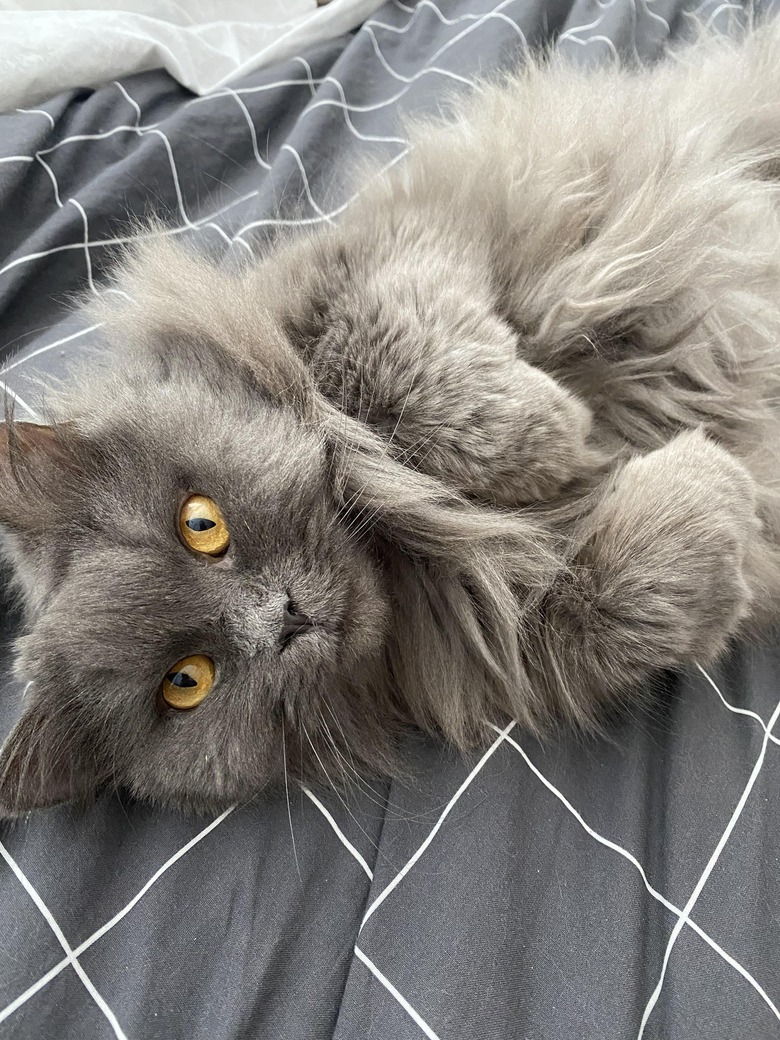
xmin=528 ymin=430 xmax=758 ymax=721
xmin=315 ymin=306 xmax=599 ymax=508
xmin=270 ymin=232 xmax=600 ymax=507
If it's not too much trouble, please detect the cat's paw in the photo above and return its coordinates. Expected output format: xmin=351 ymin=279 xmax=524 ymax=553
xmin=424 ymin=359 xmax=597 ymax=508
xmin=489 ymin=360 xmax=597 ymax=505
xmin=585 ymin=429 xmax=758 ymax=662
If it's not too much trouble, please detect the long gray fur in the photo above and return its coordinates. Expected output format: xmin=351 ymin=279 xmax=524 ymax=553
xmin=1 ymin=22 xmax=779 ymax=816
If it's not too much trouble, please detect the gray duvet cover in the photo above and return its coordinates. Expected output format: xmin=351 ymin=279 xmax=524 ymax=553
xmin=1 ymin=1 xmax=779 ymax=1038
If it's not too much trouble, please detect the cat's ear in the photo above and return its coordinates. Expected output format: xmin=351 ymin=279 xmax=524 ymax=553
xmin=0 ymin=422 xmax=78 ymax=529
xmin=0 ymin=421 xmax=64 ymax=465
xmin=0 ymin=694 xmax=106 ymax=816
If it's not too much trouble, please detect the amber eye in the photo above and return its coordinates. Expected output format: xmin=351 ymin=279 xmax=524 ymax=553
xmin=161 ymin=655 xmax=215 ymax=710
xmin=179 ymin=494 xmax=230 ymax=556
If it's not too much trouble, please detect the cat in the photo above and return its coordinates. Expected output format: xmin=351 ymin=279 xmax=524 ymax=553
xmin=1 ymin=19 xmax=780 ymax=816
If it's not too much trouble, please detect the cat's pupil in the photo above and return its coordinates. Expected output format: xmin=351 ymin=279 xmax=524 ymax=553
xmin=186 ymin=518 xmax=216 ymax=532
xmin=166 ymin=671 xmax=198 ymax=688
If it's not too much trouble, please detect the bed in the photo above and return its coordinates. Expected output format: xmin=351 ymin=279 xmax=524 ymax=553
xmin=1 ymin=1 xmax=779 ymax=1038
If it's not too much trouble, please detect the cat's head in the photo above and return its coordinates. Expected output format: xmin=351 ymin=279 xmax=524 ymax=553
xmin=0 ymin=235 xmax=557 ymax=817
xmin=0 ymin=239 xmax=405 ymax=815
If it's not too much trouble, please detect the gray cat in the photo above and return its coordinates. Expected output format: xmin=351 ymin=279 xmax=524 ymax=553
xmin=1 ymin=21 xmax=780 ymax=815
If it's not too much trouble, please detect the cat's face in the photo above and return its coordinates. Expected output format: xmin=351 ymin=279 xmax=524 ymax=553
xmin=0 ymin=332 xmax=392 ymax=814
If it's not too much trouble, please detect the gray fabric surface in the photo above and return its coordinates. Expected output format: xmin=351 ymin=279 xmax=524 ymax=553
xmin=1 ymin=1 xmax=779 ymax=1038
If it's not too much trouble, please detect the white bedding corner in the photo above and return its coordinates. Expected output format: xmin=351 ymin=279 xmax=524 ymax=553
xmin=0 ymin=0 xmax=385 ymax=113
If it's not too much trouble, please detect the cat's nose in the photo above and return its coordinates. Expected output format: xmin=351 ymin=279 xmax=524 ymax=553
xmin=279 ymin=600 xmax=316 ymax=648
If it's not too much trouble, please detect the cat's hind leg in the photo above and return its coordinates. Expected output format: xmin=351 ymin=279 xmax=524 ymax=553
xmin=526 ymin=430 xmax=760 ymax=724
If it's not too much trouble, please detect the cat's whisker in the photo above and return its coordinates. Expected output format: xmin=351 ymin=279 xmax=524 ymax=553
xmin=337 ymin=359 xmax=446 ymax=542
xmin=316 ymin=709 xmax=390 ymax=814
xmin=314 ymin=720 xmax=396 ymax=858
xmin=281 ymin=719 xmax=302 ymax=886
xmin=384 ymin=361 xmax=424 ymax=455
xmin=315 ymin=707 xmax=454 ymax=828
xmin=401 ymin=422 xmax=449 ymax=470
xmin=105 ymin=717 xmax=127 ymax=814
xmin=343 ymin=502 xmax=382 ymax=543
xmin=340 ymin=501 xmax=371 ymax=539
xmin=338 ymin=369 xmax=369 ymax=496
xmin=343 ymin=421 xmax=454 ymax=541
xmin=315 ymin=721 xmax=400 ymax=835
xmin=316 ymin=713 xmax=352 ymax=790
xmin=302 ymin=721 xmax=385 ymax=859
xmin=319 ymin=699 xmax=359 ymax=776
xmin=338 ymin=474 xmax=391 ymax=538
xmin=347 ymin=403 xmax=495 ymax=544
xmin=301 ymin=720 xmax=344 ymax=798
xmin=324 ymin=358 xmax=352 ymax=486
xmin=338 ymin=485 xmax=377 ymax=537
xmin=341 ymin=364 xmax=428 ymax=520
xmin=333 ymin=323 xmax=430 ymax=526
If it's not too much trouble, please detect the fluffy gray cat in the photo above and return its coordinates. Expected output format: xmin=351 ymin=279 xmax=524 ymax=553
xmin=1 ymin=21 xmax=780 ymax=815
